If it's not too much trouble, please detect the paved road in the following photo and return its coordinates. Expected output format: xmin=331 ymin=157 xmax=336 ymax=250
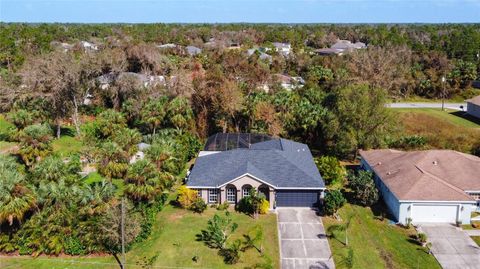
xmin=387 ymin=102 xmax=466 ymax=110
xmin=418 ymin=224 xmax=480 ymax=269
xmin=277 ymin=208 xmax=335 ymax=269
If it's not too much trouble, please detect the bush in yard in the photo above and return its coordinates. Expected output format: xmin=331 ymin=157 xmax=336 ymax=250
xmin=416 ymin=233 xmax=427 ymax=245
xmin=323 ymin=190 xmax=346 ymax=216
xmin=315 ymin=156 xmax=346 ymax=186
xmin=219 ymin=239 xmax=242 ymax=264
xmin=191 ymin=198 xmax=207 ymax=213
xmin=217 ymin=201 xmax=230 ymax=211
xmin=348 ymin=170 xmax=379 ymax=206
xmin=197 ymin=212 xmax=238 ymax=250
xmin=259 ymin=199 xmax=270 ymax=214
xmin=235 ymin=189 xmax=267 ymax=218
xmin=64 ymin=236 xmax=87 ymax=255
xmin=177 ymin=185 xmax=198 ymax=209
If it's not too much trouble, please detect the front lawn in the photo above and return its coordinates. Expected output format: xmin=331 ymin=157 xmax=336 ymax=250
xmin=0 ymin=206 xmax=279 ymax=269
xmin=126 ymin=205 xmax=279 ymax=268
xmin=323 ymin=203 xmax=441 ymax=269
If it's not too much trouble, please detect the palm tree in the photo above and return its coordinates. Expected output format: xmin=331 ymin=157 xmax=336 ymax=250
xmin=124 ymin=159 xmax=162 ymax=202
xmin=0 ymin=156 xmax=36 ymax=225
xmin=326 ymin=214 xmax=353 ymax=246
xmin=141 ymin=97 xmax=168 ymax=135
xmin=17 ymin=124 xmax=53 ymax=166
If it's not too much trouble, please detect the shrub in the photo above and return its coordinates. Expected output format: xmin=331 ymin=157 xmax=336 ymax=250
xmin=191 ymin=198 xmax=207 ymax=214
xmin=315 ymin=156 xmax=346 ymax=186
xmin=416 ymin=233 xmax=427 ymax=244
xmin=236 ymin=197 xmax=253 ymax=214
xmin=219 ymin=239 xmax=241 ymax=264
xmin=390 ymin=135 xmax=427 ymax=150
xmin=177 ymin=186 xmax=198 ymax=208
xmin=64 ymin=236 xmax=87 ymax=255
xmin=348 ymin=170 xmax=379 ymax=206
xmin=217 ymin=201 xmax=230 ymax=211
xmin=259 ymin=199 xmax=270 ymax=214
xmin=323 ymin=190 xmax=346 ymax=216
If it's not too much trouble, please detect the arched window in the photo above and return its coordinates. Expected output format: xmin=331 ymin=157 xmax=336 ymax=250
xmin=226 ymin=185 xmax=237 ymax=203
xmin=242 ymin=185 xmax=252 ymax=198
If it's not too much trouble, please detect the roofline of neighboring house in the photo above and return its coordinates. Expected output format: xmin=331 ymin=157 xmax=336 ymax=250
xmin=398 ymin=200 xmax=476 ymax=203
xmin=359 ymin=152 xmax=475 ymax=202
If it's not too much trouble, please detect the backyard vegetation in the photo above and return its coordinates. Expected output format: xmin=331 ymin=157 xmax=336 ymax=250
xmin=393 ymin=108 xmax=480 ymax=154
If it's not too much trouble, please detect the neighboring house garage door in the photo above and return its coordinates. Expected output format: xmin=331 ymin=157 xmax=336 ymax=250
xmin=411 ymin=204 xmax=459 ymax=223
xmin=276 ymin=190 xmax=319 ymax=207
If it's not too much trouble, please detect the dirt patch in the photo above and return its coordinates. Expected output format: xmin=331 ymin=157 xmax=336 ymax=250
xmin=167 ymin=210 xmax=187 ymax=221
xmin=380 ymin=249 xmax=395 ymax=269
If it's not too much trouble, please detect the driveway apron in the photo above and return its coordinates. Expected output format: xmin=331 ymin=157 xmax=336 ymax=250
xmin=277 ymin=208 xmax=335 ymax=269
xmin=418 ymin=224 xmax=480 ymax=269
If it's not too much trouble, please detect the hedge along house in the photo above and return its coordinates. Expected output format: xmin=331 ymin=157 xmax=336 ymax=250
xmin=186 ymin=133 xmax=325 ymax=209
xmin=360 ymin=149 xmax=480 ymax=225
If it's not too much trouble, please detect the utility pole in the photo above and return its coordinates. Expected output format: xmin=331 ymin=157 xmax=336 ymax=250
xmin=441 ymin=76 xmax=446 ymax=111
xmin=121 ymin=197 xmax=126 ymax=269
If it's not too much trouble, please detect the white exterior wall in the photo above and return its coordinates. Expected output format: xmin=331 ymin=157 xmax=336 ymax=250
xmin=467 ymin=102 xmax=480 ymax=119
xmin=399 ymin=202 xmax=473 ymax=225
xmin=361 ymin=159 xmax=402 ymax=222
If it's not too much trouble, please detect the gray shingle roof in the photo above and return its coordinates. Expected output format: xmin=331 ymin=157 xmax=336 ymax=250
xmin=187 ymin=137 xmax=324 ymax=189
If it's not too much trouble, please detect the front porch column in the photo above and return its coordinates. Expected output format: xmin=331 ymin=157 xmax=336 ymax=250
xmin=269 ymin=188 xmax=275 ymax=209
xmin=219 ymin=187 xmax=225 ymax=204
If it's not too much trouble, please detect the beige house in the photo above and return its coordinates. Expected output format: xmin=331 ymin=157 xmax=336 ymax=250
xmin=360 ymin=149 xmax=480 ymax=225
xmin=187 ymin=133 xmax=325 ymax=209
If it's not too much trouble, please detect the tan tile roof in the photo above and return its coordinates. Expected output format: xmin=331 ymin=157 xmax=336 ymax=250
xmin=359 ymin=149 xmax=480 ymax=202
xmin=467 ymin=95 xmax=480 ymax=106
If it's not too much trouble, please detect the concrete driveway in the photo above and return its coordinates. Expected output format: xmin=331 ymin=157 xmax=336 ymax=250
xmin=418 ymin=224 xmax=480 ymax=269
xmin=277 ymin=208 xmax=335 ymax=269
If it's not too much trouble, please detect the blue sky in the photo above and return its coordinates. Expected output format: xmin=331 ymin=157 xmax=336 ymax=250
xmin=1 ymin=0 xmax=479 ymax=23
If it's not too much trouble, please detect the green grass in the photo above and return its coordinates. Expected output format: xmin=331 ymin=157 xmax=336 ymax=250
xmin=0 ymin=114 xmax=15 ymax=134
xmin=472 ymin=237 xmax=480 ymax=247
xmin=52 ymin=135 xmax=84 ymax=157
xmin=0 ymin=206 xmax=279 ymax=269
xmin=392 ymin=108 xmax=480 ymax=128
xmin=0 ymin=141 xmax=16 ymax=152
xmin=323 ymin=203 xmax=441 ymax=269
xmin=83 ymin=172 xmax=125 ymax=196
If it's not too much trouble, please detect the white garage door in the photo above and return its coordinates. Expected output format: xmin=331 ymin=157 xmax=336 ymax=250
xmin=411 ymin=204 xmax=458 ymax=223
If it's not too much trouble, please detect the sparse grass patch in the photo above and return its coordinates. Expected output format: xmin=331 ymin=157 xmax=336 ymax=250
xmin=472 ymin=237 xmax=480 ymax=247
xmin=394 ymin=108 xmax=480 ymax=153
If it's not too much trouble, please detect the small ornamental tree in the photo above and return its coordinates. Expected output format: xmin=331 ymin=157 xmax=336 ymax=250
xmin=197 ymin=212 xmax=238 ymax=250
xmin=324 ymin=190 xmax=346 ymax=216
xmin=315 ymin=156 xmax=346 ymax=186
xmin=348 ymin=170 xmax=379 ymax=206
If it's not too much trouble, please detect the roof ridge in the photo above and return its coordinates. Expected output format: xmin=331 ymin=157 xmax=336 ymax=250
xmin=414 ymin=165 xmax=473 ymax=200
xmin=274 ymin=149 xmax=317 ymax=183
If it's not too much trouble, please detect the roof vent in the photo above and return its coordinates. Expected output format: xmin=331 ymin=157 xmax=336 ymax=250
xmin=387 ymin=171 xmax=391 ymax=175
xmin=433 ymin=161 xmax=438 ymax=165
xmin=377 ymin=162 xmax=382 ymax=165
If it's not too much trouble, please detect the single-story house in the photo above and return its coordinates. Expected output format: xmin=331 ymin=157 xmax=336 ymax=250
xmin=360 ymin=149 xmax=480 ymax=225
xmin=186 ymin=133 xmax=325 ymax=209
xmin=466 ymin=95 xmax=480 ymax=119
